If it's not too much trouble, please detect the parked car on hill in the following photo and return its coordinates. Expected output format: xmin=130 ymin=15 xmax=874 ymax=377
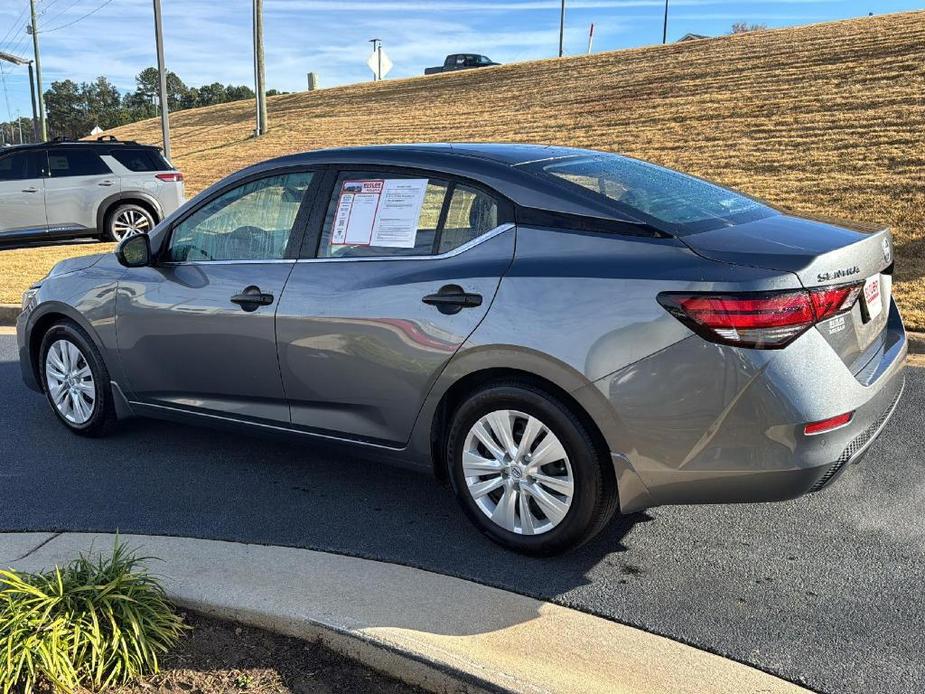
xmin=15 ymin=144 xmax=906 ymax=554
xmin=0 ymin=137 xmax=184 ymax=247
xmin=424 ymin=54 xmax=500 ymax=75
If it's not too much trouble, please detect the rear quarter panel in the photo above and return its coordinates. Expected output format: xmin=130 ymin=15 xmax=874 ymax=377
xmin=407 ymin=225 xmax=803 ymax=464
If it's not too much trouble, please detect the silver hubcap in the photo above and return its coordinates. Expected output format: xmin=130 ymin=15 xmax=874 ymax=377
xmin=463 ymin=409 xmax=574 ymax=535
xmin=113 ymin=209 xmax=152 ymax=239
xmin=45 ymin=339 xmax=96 ymax=425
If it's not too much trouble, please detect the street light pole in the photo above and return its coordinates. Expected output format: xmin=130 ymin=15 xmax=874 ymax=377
xmin=558 ymin=0 xmax=566 ymax=57
xmin=0 ymin=51 xmax=39 ymax=141
xmin=28 ymin=0 xmax=46 ymax=141
xmin=152 ymin=0 xmax=171 ymax=159
xmin=27 ymin=64 xmax=38 ymax=140
xmin=662 ymin=0 xmax=669 ymax=44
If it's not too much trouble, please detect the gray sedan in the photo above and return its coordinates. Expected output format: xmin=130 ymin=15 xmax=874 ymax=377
xmin=16 ymin=144 xmax=907 ymax=554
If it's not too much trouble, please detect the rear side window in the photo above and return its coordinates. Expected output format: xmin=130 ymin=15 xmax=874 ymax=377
xmin=0 ymin=151 xmax=40 ymax=181
xmin=317 ymin=172 xmax=500 ymax=259
xmin=438 ymin=185 xmax=498 ymax=254
xmin=110 ymin=147 xmax=170 ymax=172
xmin=47 ymin=148 xmax=111 ymax=177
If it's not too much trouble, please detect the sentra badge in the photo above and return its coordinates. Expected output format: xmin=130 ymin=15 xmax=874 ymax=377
xmin=817 ymin=266 xmax=860 ymax=283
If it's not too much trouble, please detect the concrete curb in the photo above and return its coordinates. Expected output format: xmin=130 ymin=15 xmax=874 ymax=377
xmin=0 ymin=304 xmax=18 ymax=326
xmin=0 ymin=532 xmax=809 ymax=694
xmin=909 ymin=331 xmax=925 ymax=355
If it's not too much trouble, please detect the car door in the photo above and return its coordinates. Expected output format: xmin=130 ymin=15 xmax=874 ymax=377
xmin=275 ymin=168 xmax=515 ymax=445
xmin=42 ymin=146 xmax=118 ymax=237
xmin=0 ymin=148 xmax=46 ymax=239
xmin=115 ymin=168 xmax=319 ymax=423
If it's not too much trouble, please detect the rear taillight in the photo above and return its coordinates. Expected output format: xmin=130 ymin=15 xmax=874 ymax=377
xmin=155 ymin=172 xmax=184 ymax=182
xmin=658 ymin=283 xmax=863 ymax=349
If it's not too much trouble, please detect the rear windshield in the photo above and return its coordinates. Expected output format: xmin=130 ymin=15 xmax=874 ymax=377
xmin=526 ymin=154 xmax=774 ymax=234
xmin=110 ymin=147 xmax=171 ymax=172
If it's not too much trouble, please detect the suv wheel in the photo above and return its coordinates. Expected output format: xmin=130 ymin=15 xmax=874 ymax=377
xmin=446 ymin=382 xmax=618 ymax=555
xmin=40 ymin=321 xmax=117 ymax=437
xmin=106 ymin=203 xmax=154 ymax=242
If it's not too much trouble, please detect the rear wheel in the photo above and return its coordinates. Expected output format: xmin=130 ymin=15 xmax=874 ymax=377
xmin=447 ymin=382 xmax=617 ymax=555
xmin=105 ymin=203 xmax=154 ymax=242
xmin=39 ymin=321 xmax=116 ymax=437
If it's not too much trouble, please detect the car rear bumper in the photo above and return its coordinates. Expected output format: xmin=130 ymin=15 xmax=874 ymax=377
xmin=591 ymin=299 xmax=908 ymax=513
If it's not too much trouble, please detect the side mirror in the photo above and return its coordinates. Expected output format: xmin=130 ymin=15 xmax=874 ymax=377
xmin=116 ymin=233 xmax=151 ymax=268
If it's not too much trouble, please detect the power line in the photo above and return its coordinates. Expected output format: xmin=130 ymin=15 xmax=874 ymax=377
xmin=42 ymin=0 xmax=114 ymax=33
xmin=0 ymin=1 xmax=31 ymax=52
xmin=0 ymin=64 xmax=12 ymax=119
xmin=41 ymin=0 xmax=88 ymax=28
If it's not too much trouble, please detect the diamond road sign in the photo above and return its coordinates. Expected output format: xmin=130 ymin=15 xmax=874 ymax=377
xmin=367 ymin=48 xmax=393 ymax=79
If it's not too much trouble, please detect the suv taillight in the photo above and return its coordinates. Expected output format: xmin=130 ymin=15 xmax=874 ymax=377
xmin=657 ymin=283 xmax=863 ymax=349
xmin=155 ymin=172 xmax=183 ymax=182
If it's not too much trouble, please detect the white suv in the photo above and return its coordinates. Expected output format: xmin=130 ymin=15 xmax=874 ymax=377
xmin=0 ymin=137 xmax=184 ymax=246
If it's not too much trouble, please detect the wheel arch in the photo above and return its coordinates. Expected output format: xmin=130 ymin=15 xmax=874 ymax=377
xmin=414 ymin=347 xmax=617 ymax=486
xmin=26 ymin=303 xmax=108 ymax=390
xmin=96 ymin=192 xmax=163 ymax=235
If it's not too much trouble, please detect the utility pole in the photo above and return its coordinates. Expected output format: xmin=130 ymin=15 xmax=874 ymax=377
xmin=152 ymin=0 xmax=171 ymax=158
xmin=369 ymin=38 xmax=382 ymax=80
xmin=662 ymin=0 xmax=669 ymax=44
xmin=587 ymin=23 xmax=594 ymax=54
xmin=254 ymin=0 xmax=267 ymax=135
xmin=28 ymin=0 xmax=46 ymax=141
xmin=558 ymin=0 xmax=566 ymax=57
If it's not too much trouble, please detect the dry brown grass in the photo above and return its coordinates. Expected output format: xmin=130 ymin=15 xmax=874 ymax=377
xmin=3 ymin=10 xmax=923 ymax=326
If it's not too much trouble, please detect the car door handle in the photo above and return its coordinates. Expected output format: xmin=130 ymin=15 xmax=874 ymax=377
xmin=422 ymin=285 xmax=483 ymax=314
xmin=22 ymin=186 xmax=39 ymax=193
xmin=98 ymin=180 xmax=115 ymax=187
xmin=230 ymin=286 xmax=274 ymax=312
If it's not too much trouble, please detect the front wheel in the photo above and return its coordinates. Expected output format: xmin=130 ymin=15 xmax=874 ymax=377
xmin=447 ymin=382 xmax=618 ymax=555
xmin=40 ymin=322 xmax=116 ymax=437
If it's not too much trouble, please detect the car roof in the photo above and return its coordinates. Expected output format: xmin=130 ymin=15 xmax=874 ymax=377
xmin=4 ymin=139 xmax=157 ymax=152
xmin=211 ymin=143 xmax=654 ymax=227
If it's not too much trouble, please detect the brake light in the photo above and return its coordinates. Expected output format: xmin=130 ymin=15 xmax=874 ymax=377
xmin=155 ymin=172 xmax=184 ymax=182
xmin=658 ymin=283 xmax=863 ymax=349
xmin=804 ymin=411 xmax=853 ymax=435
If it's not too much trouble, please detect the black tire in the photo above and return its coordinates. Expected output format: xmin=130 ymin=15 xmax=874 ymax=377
xmin=446 ymin=381 xmax=618 ymax=555
xmin=39 ymin=321 xmax=117 ymax=437
xmin=105 ymin=203 xmax=155 ymax=242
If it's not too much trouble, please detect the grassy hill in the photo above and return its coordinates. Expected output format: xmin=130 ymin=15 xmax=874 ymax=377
xmin=6 ymin=10 xmax=925 ymax=328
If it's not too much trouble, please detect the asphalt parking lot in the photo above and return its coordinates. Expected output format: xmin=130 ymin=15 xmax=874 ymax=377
xmin=1 ymin=334 xmax=922 ymax=694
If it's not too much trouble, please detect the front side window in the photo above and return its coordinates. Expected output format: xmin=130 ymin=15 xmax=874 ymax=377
xmin=528 ymin=154 xmax=772 ymax=233
xmin=0 ymin=151 xmax=40 ymax=181
xmin=167 ymin=171 xmax=313 ymax=262
xmin=46 ymin=148 xmax=111 ymax=177
xmin=317 ymin=172 xmax=500 ymax=259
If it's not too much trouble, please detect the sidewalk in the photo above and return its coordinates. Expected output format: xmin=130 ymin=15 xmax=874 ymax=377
xmin=0 ymin=532 xmax=808 ymax=694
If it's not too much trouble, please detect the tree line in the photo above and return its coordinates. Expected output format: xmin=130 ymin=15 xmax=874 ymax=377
xmin=1 ymin=67 xmax=284 ymax=144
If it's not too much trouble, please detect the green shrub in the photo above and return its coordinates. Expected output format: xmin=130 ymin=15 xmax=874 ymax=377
xmin=0 ymin=540 xmax=187 ymax=693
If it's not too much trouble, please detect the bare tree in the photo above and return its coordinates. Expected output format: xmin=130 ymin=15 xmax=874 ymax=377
xmin=730 ymin=22 xmax=768 ymax=34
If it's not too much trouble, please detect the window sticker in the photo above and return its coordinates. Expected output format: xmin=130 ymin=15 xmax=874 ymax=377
xmin=331 ymin=178 xmax=429 ymax=249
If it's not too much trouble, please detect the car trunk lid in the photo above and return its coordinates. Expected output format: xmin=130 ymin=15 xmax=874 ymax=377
xmin=677 ymin=213 xmax=894 ymax=373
